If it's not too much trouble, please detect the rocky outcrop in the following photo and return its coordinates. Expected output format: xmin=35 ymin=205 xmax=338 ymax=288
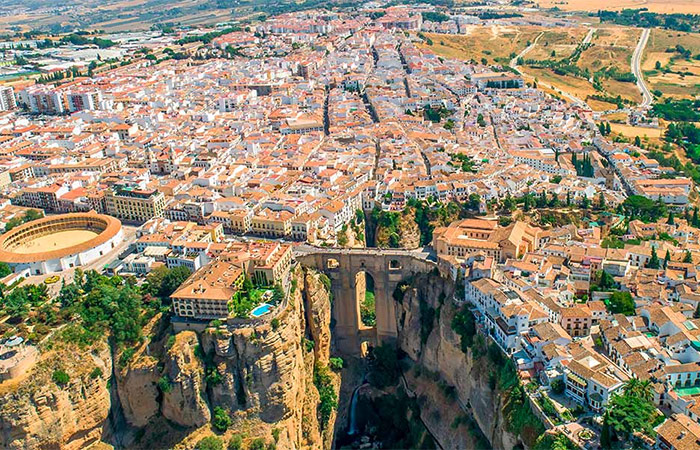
xmin=0 ymin=266 xmax=338 ymax=450
xmin=161 ymin=331 xmax=210 ymax=427
xmin=115 ymin=348 xmax=160 ymax=427
xmin=304 ymin=270 xmax=332 ymax=365
xmin=0 ymin=338 xmax=112 ymax=450
xmin=396 ymin=272 xmax=525 ymax=450
xmin=115 ymin=315 xmax=164 ymax=428
xmin=374 ymin=207 xmax=421 ymax=249
xmin=197 ymin=265 xmax=336 ymax=449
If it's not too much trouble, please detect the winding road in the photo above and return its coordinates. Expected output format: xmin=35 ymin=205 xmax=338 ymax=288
xmin=631 ymin=28 xmax=653 ymax=109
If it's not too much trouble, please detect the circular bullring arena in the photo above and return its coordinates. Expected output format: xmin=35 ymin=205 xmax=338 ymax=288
xmin=0 ymin=212 xmax=123 ymax=275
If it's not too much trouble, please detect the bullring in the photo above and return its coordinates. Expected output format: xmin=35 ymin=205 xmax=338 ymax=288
xmin=0 ymin=212 xmax=123 ymax=275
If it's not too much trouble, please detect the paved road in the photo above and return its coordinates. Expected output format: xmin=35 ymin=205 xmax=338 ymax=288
xmin=631 ymin=28 xmax=653 ymax=109
xmin=582 ymin=27 xmax=595 ymax=45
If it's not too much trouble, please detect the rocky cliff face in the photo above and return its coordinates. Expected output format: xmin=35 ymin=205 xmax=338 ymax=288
xmin=161 ymin=331 xmax=211 ymax=427
xmin=395 ymin=272 xmax=525 ymax=450
xmin=370 ymin=207 xmax=421 ymax=249
xmin=195 ymin=265 xmax=337 ymax=449
xmin=0 ymin=337 xmax=112 ymax=450
xmin=0 ymin=266 xmax=338 ymax=450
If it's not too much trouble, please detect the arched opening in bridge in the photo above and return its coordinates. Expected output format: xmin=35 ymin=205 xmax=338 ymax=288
xmin=389 ymin=259 xmax=401 ymax=270
xmin=355 ymin=271 xmax=376 ymax=327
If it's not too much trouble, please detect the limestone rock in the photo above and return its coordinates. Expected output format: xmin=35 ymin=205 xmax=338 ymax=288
xmin=115 ymin=349 xmax=160 ymax=427
xmin=303 ymin=268 xmax=332 ymax=364
xmin=0 ymin=340 xmax=112 ymax=450
xmin=396 ymin=272 xmax=523 ymax=450
xmin=160 ymin=331 xmax=210 ymax=427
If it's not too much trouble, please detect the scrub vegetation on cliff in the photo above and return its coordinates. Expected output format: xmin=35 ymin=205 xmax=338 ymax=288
xmin=451 ymin=305 xmax=545 ymax=445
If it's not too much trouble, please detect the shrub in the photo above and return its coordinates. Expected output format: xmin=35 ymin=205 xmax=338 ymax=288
xmin=52 ymin=369 xmax=70 ymax=386
xmin=271 ymin=318 xmax=280 ymax=330
xmin=157 ymin=375 xmax=172 ymax=393
xmin=249 ymin=438 xmax=266 ymax=450
xmin=271 ymin=428 xmax=280 ymax=443
xmin=212 ymin=406 xmax=232 ymax=432
xmin=206 ymin=367 xmax=223 ymax=385
xmin=196 ymin=436 xmax=223 ymax=450
xmin=166 ymin=335 xmax=176 ymax=349
xmin=329 ymin=357 xmax=344 ymax=371
xmin=89 ymin=367 xmax=103 ymax=379
xmin=302 ymin=338 xmax=314 ymax=353
xmin=227 ymin=435 xmax=243 ymax=450
xmin=119 ymin=347 xmax=135 ymax=368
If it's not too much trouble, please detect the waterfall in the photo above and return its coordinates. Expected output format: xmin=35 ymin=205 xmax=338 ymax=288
xmin=347 ymin=383 xmax=367 ymax=436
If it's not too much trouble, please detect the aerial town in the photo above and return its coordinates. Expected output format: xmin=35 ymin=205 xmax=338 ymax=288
xmin=0 ymin=2 xmax=699 ymax=450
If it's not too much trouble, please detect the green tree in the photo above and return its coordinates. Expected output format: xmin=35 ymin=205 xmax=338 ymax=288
xmin=607 ymin=291 xmax=635 ymax=316
xmin=597 ymin=192 xmax=606 ymax=210
xmin=212 ymin=407 xmax=232 ymax=432
xmin=634 ymin=136 xmax=641 ymax=147
xmin=684 ymin=250 xmax=693 ymax=263
xmin=159 ymin=266 xmax=192 ymax=300
xmin=605 ymin=388 xmax=657 ymax=439
xmin=668 ymin=211 xmax=675 ymax=225
xmin=0 ymin=262 xmax=11 ymax=278
xmin=502 ymin=192 xmax=516 ymax=212
xmin=600 ymin=413 xmax=612 ymax=449
xmin=646 ymin=246 xmax=660 ymax=269
xmin=596 ymin=270 xmax=617 ymax=290
xmin=664 ymin=249 xmax=671 ymax=268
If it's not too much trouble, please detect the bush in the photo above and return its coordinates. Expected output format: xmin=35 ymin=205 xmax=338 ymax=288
xmin=196 ymin=436 xmax=223 ymax=450
xmin=302 ymin=338 xmax=314 ymax=353
xmin=329 ymin=357 xmax=344 ymax=371
xmin=157 ymin=376 xmax=172 ymax=393
xmin=270 ymin=318 xmax=280 ymax=330
xmin=227 ymin=435 xmax=243 ymax=450
xmin=119 ymin=347 xmax=135 ymax=368
xmin=89 ymin=367 xmax=103 ymax=379
xmin=271 ymin=428 xmax=280 ymax=443
xmin=249 ymin=438 xmax=266 ymax=450
xmin=212 ymin=406 xmax=232 ymax=432
xmin=52 ymin=369 xmax=70 ymax=386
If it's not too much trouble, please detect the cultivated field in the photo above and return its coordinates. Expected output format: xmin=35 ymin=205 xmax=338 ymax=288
xmin=0 ymin=0 xmax=250 ymax=33
xmin=536 ymin=0 xmax=700 ymax=14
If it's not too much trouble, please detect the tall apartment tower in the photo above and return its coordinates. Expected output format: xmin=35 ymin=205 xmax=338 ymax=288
xmin=0 ymin=86 xmax=17 ymax=111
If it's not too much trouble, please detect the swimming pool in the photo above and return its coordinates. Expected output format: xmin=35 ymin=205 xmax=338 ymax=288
xmin=251 ymin=303 xmax=274 ymax=318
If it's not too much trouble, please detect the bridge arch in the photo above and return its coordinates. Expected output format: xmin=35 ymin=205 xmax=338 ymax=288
xmin=295 ymin=247 xmax=437 ymax=355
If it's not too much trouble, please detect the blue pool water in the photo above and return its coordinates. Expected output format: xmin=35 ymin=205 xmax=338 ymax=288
xmin=251 ymin=303 xmax=273 ymax=318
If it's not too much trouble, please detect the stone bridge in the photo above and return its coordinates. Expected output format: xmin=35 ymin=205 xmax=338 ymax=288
xmin=294 ymin=246 xmax=437 ymax=355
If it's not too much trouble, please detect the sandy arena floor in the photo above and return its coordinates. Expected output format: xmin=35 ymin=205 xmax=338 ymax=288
xmin=11 ymin=230 xmax=99 ymax=254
